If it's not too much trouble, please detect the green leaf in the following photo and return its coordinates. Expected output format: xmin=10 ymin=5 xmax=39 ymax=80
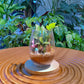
xmin=46 ymin=23 xmax=56 ymax=30
xmin=8 ymin=25 xmax=17 ymax=33
xmin=67 ymin=42 xmax=72 ymax=48
xmin=43 ymin=42 xmax=50 ymax=45
xmin=81 ymin=43 xmax=84 ymax=51
xmin=25 ymin=17 xmax=35 ymax=27
xmin=8 ymin=4 xmax=25 ymax=14
xmin=36 ymin=24 xmax=40 ymax=31
xmin=8 ymin=4 xmax=17 ymax=10
xmin=38 ymin=17 xmax=42 ymax=23
xmin=72 ymin=33 xmax=76 ymax=39
xmin=66 ymin=34 xmax=73 ymax=48
xmin=56 ymin=42 xmax=64 ymax=47
xmin=39 ymin=37 xmax=43 ymax=43
xmin=0 ymin=18 xmax=6 ymax=25
xmin=0 ymin=4 xmax=4 ymax=9
xmin=24 ymin=29 xmax=31 ymax=34
xmin=54 ymin=26 xmax=63 ymax=36
xmin=66 ymin=34 xmax=73 ymax=42
xmin=9 ymin=4 xmax=25 ymax=10
xmin=14 ymin=6 xmax=26 ymax=10
xmin=41 ymin=25 xmax=47 ymax=32
xmin=0 ymin=7 xmax=5 ymax=13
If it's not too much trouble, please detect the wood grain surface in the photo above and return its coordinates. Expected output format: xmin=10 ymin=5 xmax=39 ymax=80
xmin=0 ymin=47 xmax=84 ymax=84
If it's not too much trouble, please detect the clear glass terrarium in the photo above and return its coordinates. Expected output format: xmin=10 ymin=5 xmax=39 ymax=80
xmin=29 ymin=26 xmax=55 ymax=66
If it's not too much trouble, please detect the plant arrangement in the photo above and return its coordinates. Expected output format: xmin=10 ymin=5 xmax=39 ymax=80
xmin=29 ymin=23 xmax=56 ymax=65
xmin=30 ymin=23 xmax=55 ymax=54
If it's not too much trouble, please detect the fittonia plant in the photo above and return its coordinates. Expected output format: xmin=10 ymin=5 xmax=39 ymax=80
xmin=30 ymin=23 xmax=56 ymax=54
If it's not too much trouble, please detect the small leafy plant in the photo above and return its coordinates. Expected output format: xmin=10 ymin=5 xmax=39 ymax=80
xmin=30 ymin=23 xmax=56 ymax=54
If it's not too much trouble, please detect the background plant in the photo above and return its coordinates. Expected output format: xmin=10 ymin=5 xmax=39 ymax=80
xmin=0 ymin=0 xmax=26 ymax=48
xmin=25 ymin=13 xmax=84 ymax=51
xmin=0 ymin=0 xmax=84 ymax=51
xmin=77 ymin=5 xmax=84 ymax=38
xmin=55 ymin=1 xmax=81 ymax=30
xmin=36 ymin=0 xmax=81 ymax=30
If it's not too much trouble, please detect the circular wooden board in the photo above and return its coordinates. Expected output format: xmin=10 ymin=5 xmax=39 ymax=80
xmin=0 ymin=47 xmax=84 ymax=84
xmin=24 ymin=60 xmax=59 ymax=75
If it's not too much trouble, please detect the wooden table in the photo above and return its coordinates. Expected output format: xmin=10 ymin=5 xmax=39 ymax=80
xmin=0 ymin=47 xmax=84 ymax=84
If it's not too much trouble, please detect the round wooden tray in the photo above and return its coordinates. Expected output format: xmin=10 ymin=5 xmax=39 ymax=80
xmin=24 ymin=60 xmax=59 ymax=75
xmin=0 ymin=47 xmax=84 ymax=84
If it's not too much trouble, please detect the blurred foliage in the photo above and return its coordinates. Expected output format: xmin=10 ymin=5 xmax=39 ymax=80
xmin=0 ymin=0 xmax=84 ymax=51
xmin=0 ymin=0 xmax=26 ymax=48
xmin=54 ymin=1 xmax=81 ymax=30
xmin=34 ymin=0 xmax=82 ymax=30
xmin=25 ymin=13 xmax=84 ymax=51
xmin=0 ymin=0 xmax=25 ymax=20
xmin=78 ymin=5 xmax=84 ymax=37
xmin=19 ymin=0 xmax=38 ymax=17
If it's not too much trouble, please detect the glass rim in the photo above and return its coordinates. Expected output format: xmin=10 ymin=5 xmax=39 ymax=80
xmin=31 ymin=29 xmax=53 ymax=33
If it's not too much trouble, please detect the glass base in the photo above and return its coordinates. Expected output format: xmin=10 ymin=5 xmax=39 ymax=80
xmin=24 ymin=59 xmax=59 ymax=75
xmin=33 ymin=61 xmax=50 ymax=69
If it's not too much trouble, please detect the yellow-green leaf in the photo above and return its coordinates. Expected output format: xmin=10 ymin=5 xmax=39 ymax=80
xmin=39 ymin=37 xmax=43 ymax=43
xmin=46 ymin=23 xmax=56 ymax=30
